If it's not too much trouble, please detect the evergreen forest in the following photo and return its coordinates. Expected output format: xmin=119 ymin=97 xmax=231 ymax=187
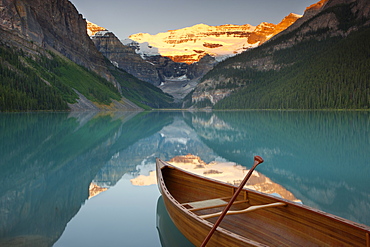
xmin=0 ymin=44 xmax=174 ymax=111
xmin=206 ymin=26 xmax=370 ymax=110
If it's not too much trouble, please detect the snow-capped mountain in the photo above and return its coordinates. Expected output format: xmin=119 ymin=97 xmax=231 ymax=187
xmin=87 ymin=22 xmax=217 ymax=90
xmin=86 ymin=21 xmax=107 ymax=36
xmin=127 ymin=13 xmax=301 ymax=64
xmin=86 ymin=13 xmax=301 ymax=101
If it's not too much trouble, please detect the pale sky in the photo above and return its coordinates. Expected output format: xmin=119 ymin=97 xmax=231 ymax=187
xmin=70 ymin=0 xmax=318 ymax=40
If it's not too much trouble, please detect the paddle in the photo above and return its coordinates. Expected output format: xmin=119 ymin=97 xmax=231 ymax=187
xmin=200 ymin=155 xmax=264 ymax=247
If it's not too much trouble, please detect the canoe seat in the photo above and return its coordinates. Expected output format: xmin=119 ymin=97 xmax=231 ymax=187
xmin=186 ymin=198 xmax=228 ymax=209
xmin=182 ymin=197 xmax=248 ymax=211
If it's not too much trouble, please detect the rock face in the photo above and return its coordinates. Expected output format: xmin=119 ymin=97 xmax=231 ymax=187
xmin=271 ymin=0 xmax=370 ymax=48
xmin=91 ymin=31 xmax=161 ymax=85
xmin=128 ymin=13 xmax=301 ymax=64
xmin=0 ymin=0 xmax=116 ymax=84
xmin=246 ymin=13 xmax=303 ymax=45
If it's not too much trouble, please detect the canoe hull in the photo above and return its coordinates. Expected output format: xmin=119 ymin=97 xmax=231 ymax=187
xmin=156 ymin=158 xmax=370 ymax=247
xmin=157 ymin=158 xmax=265 ymax=247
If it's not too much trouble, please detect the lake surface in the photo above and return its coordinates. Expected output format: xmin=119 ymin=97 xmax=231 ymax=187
xmin=0 ymin=110 xmax=369 ymax=247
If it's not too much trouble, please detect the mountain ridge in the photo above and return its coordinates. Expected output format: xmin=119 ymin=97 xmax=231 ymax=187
xmin=127 ymin=13 xmax=301 ymax=64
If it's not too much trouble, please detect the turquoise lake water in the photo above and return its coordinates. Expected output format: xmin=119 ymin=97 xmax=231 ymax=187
xmin=0 ymin=110 xmax=369 ymax=246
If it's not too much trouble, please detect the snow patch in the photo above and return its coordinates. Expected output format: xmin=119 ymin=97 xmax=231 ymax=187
xmin=94 ymin=30 xmax=110 ymax=36
xmin=165 ymin=74 xmax=188 ymax=81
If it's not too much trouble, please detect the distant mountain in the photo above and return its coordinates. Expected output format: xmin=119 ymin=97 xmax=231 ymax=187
xmin=0 ymin=0 xmax=175 ymax=111
xmin=87 ymin=14 xmax=299 ymax=101
xmin=127 ymin=14 xmax=301 ymax=64
xmin=88 ymin=23 xmax=217 ymax=102
xmin=187 ymin=0 xmax=370 ymax=110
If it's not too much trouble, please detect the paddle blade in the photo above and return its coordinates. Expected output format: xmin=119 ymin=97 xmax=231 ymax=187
xmin=254 ymin=156 xmax=264 ymax=165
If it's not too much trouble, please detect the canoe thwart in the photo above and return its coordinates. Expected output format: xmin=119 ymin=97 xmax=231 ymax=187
xmin=200 ymin=202 xmax=287 ymax=219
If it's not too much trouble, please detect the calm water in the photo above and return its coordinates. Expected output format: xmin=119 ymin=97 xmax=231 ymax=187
xmin=0 ymin=110 xmax=369 ymax=247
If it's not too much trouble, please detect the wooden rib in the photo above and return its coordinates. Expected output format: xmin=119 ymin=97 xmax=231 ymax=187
xmin=244 ymin=190 xmax=248 ymax=201
xmin=200 ymin=202 xmax=286 ymax=219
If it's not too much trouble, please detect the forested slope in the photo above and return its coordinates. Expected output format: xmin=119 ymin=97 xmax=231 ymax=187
xmin=213 ymin=27 xmax=370 ymax=109
xmin=190 ymin=0 xmax=370 ymax=110
xmin=0 ymin=44 xmax=175 ymax=111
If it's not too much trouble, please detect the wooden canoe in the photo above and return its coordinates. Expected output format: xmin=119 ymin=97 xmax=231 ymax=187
xmin=156 ymin=158 xmax=370 ymax=247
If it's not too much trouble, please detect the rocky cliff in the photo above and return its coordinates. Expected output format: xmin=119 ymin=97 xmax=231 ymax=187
xmin=0 ymin=0 xmax=116 ymax=85
xmin=91 ymin=31 xmax=161 ymax=85
xmin=270 ymin=0 xmax=370 ymax=51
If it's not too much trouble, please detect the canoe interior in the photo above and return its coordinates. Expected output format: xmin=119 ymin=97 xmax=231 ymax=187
xmin=160 ymin=163 xmax=370 ymax=247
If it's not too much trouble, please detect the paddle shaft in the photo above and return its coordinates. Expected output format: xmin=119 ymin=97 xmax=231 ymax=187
xmin=200 ymin=156 xmax=264 ymax=247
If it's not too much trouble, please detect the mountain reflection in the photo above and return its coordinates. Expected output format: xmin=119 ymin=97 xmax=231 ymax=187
xmin=88 ymin=183 xmax=108 ymax=199
xmin=0 ymin=111 xmax=170 ymax=246
xmin=91 ymin=114 xmax=221 ymax=190
xmin=131 ymin=154 xmax=301 ymax=203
